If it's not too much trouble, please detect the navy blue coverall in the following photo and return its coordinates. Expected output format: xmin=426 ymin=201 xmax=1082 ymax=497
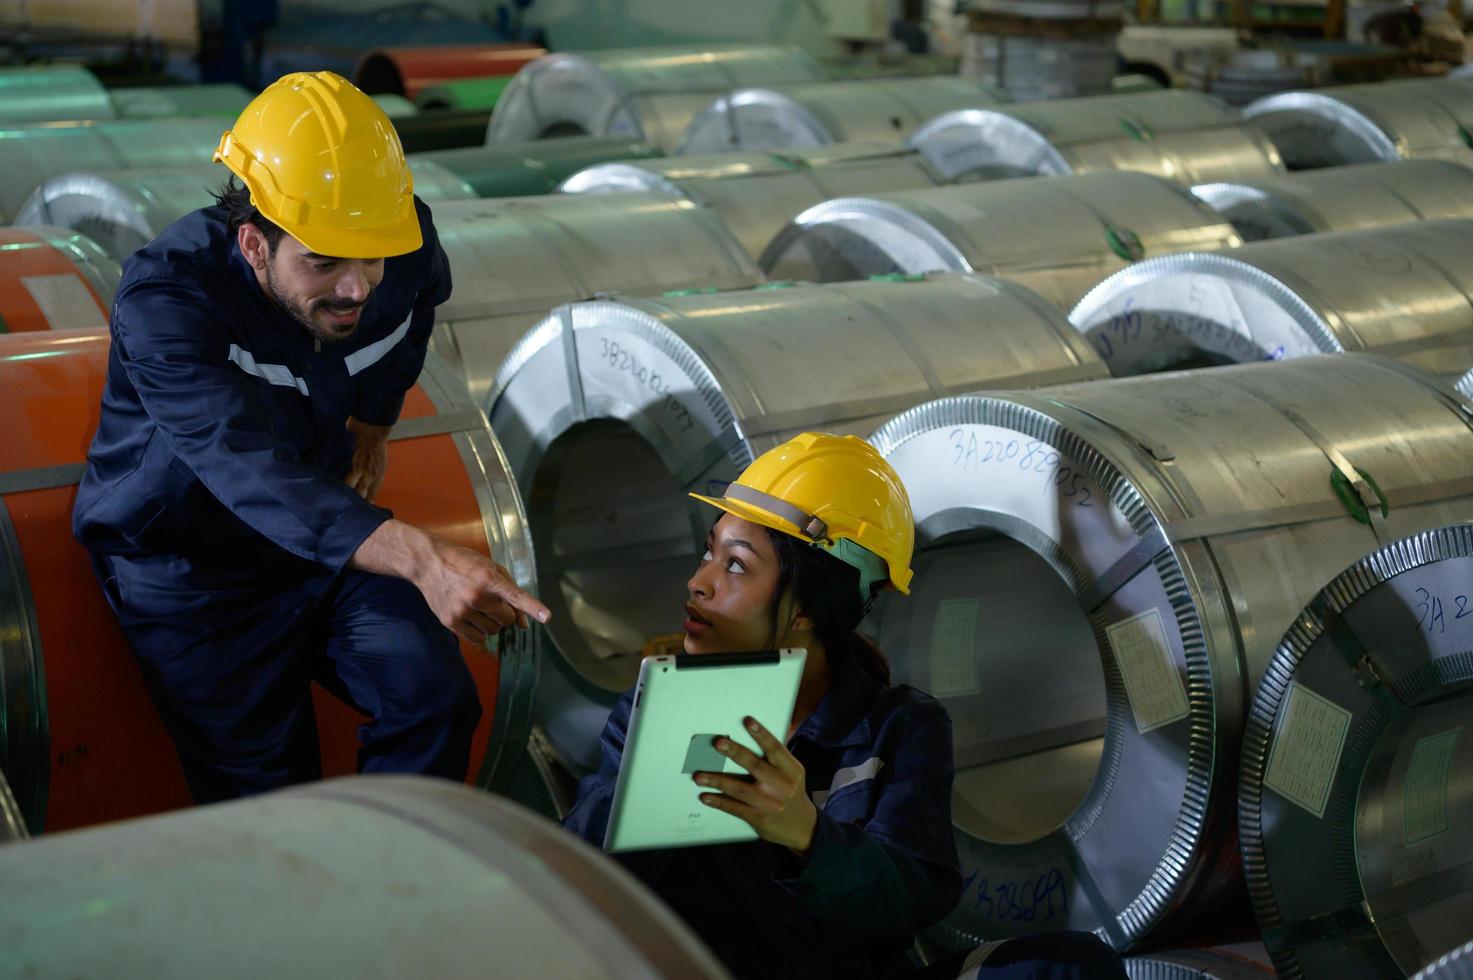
xmin=73 ymin=200 xmax=479 ymax=803
xmin=564 ymin=645 xmax=965 ymax=980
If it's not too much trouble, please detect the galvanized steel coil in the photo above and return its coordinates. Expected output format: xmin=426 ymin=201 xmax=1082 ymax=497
xmin=760 ymin=171 xmax=1241 ymax=311
xmin=415 ymin=76 xmax=514 ymax=112
xmin=868 ymin=355 xmax=1473 ymax=948
xmin=1069 ymin=220 xmax=1473 ymax=378
xmin=1181 ymin=48 xmax=1325 ymax=107
xmin=1124 ymin=945 xmax=1276 ymax=979
xmin=417 ymin=137 xmax=662 ymax=198
xmin=108 ymin=84 xmax=254 ymax=119
xmin=1192 ymin=160 xmax=1473 ymax=241
xmin=486 ymin=44 xmax=827 ymax=151
xmin=15 ymin=160 xmax=476 ymax=262
xmin=0 ymin=117 xmax=234 ymax=225
xmin=560 ymin=143 xmax=944 ymax=260
xmin=353 ymin=44 xmax=546 ymax=101
xmin=392 ymin=108 xmax=493 ymax=153
xmin=429 ymin=193 xmax=764 ymax=409
xmin=0 ymin=331 xmax=539 ymax=834
xmin=1239 ymin=525 xmax=1473 ymax=978
xmin=0 ymin=774 xmax=730 ymax=979
xmin=908 ymin=90 xmax=1247 ymax=181
xmin=1417 ymin=941 xmax=1473 ymax=980
xmin=0 ymin=226 xmax=119 ymax=331
xmin=485 ymin=273 xmax=1107 ymax=774
xmin=1245 ymin=78 xmax=1473 ymax=168
xmin=676 ymin=77 xmax=1010 ymax=155
xmin=0 ymin=64 xmax=114 ymax=124
xmin=963 ymin=33 xmax=1120 ymax=103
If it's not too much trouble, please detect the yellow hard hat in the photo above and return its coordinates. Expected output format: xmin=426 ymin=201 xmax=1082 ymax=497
xmin=690 ymin=432 xmax=915 ymax=598
xmin=214 ymin=71 xmax=420 ymax=259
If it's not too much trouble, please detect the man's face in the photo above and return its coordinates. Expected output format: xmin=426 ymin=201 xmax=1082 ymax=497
xmin=246 ymin=227 xmax=385 ymax=344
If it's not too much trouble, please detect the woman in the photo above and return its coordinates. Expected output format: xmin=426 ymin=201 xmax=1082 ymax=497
xmin=564 ymin=432 xmax=963 ymax=979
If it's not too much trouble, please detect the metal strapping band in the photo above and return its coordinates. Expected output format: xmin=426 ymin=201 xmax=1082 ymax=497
xmin=1079 ymin=527 xmax=1169 ymax=612
xmin=1058 ymin=833 xmax=1131 ymax=950
xmin=1365 ymin=860 xmax=1473 ymax=921
xmin=1261 ymin=903 xmax=1374 ymax=952
xmin=841 ymin=288 xmax=949 ymax=400
xmin=557 ymin=305 xmax=587 ymax=422
xmin=389 ymin=410 xmax=485 ymax=441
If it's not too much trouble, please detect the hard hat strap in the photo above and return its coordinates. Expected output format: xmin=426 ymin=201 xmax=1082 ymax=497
xmin=722 ymin=483 xmax=830 ymax=542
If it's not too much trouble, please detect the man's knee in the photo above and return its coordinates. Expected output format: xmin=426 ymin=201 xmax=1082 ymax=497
xmin=396 ymin=626 xmax=482 ymax=731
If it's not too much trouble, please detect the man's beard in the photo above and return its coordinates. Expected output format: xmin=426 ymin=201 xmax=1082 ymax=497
xmin=265 ymin=261 xmax=366 ymax=345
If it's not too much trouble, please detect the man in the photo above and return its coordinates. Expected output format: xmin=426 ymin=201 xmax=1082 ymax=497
xmin=73 ymin=71 xmax=549 ymax=803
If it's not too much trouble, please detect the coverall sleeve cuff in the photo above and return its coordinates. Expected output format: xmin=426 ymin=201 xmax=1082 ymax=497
xmin=774 ymin=809 xmax=849 ymax=896
xmin=322 ymin=503 xmax=392 ymax=574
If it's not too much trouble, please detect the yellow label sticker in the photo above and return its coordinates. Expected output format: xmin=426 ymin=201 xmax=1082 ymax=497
xmin=1106 ymin=608 xmax=1189 ymax=733
xmin=1263 ymin=682 xmax=1352 ymax=819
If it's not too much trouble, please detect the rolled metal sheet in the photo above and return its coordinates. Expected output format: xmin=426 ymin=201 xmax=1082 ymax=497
xmin=0 ymin=774 xmax=731 ymax=979
xmin=486 ymin=44 xmax=827 ymax=151
xmin=560 ymin=143 xmax=944 ymax=260
xmin=760 ymin=171 xmax=1241 ymax=311
xmin=868 ymin=355 xmax=1473 ymax=948
xmin=15 ymin=159 xmax=477 ymax=262
xmin=908 ymin=91 xmax=1246 ymax=181
xmin=0 ymin=331 xmax=539 ymax=834
xmin=485 ymin=273 xmax=1107 ymax=772
xmin=1459 ymin=368 xmax=1473 ymax=402
xmin=418 ymin=136 xmax=663 ymax=198
xmin=1069 ymin=220 xmax=1473 ymax=378
xmin=1124 ymin=944 xmax=1275 ymax=978
xmin=0 ymin=766 xmax=25 ymax=843
xmin=428 ymin=193 xmax=764 ymax=408
xmin=0 ymin=117 xmax=230 ymax=225
xmin=963 ymin=33 xmax=1120 ymax=103
xmin=391 ymin=108 xmax=493 ymax=153
xmin=1238 ymin=525 xmax=1473 ymax=978
xmin=676 ymin=77 xmax=1010 ymax=155
xmin=0 ymin=226 xmax=119 ymax=331
xmin=353 ymin=44 xmax=546 ymax=101
xmin=109 ymin=84 xmax=254 ymax=119
xmin=1181 ymin=48 xmax=1324 ymax=107
xmin=1192 ymin=160 xmax=1473 ymax=241
xmin=1417 ymin=941 xmax=1473 ymax=979
xmin=1245 ymin=78 xmax=1473 ymax=168
xmin=415 ymin=76 xmax=514 ymax=112
xmin=0 ymin=64 xmax=114 ymax=124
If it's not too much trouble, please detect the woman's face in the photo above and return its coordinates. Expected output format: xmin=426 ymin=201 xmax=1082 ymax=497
xmin=683 ymin=513 xmax=791 ymax=654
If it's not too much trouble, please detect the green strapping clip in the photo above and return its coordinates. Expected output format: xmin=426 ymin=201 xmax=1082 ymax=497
xmin=754 ymin=280 xmax=804 ymax=290
xmin=1460 ymin=125 xmax=1473 ymax=150
xmin=1330 ymin=467 xmax=1389 ymax=525
xmin=1105 ymin=227 xmax=1145 ymax=262
xmin=662 ymin=287 xmax=720 ymax=297
xmin=867 ymin=272 xmax=926 ymax=283
xmin=770 ymin=154 xmax=810 ymax=170
xmin=1120 ymin=117 xmax=1155 ymax=142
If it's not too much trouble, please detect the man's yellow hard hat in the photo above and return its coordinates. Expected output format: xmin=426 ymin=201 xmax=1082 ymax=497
xmin=214 ymin=71 xmax=420 ymax=259
xmin=691 ymin=432 xmax=915 ymax=597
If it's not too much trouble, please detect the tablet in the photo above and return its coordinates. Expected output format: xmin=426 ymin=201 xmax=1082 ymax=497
xmin=604 ymin=648 xmax=807 ymax=853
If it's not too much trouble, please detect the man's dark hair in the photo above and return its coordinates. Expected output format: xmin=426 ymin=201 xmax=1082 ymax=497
xmin=212 ymin=177 xmax=286 ymax=254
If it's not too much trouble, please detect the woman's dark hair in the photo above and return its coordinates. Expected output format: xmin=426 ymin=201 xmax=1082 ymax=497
xmin=765 ymin=528 xmax=891 ymax=687
xmin=212 ymin=177 xmax=285 ymax=254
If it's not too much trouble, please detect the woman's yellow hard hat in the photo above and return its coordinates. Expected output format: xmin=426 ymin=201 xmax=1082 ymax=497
xmin=691 ymin=432 xmax=915 ymax=596
xmin=215 ymin=71 xmax=420 ymax=259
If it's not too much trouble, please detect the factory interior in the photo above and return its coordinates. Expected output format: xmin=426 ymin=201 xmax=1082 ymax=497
xmin=1 ymin=0 xmax=1473 ymax=977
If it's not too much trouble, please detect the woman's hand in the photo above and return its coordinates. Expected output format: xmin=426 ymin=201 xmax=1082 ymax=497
xmin=695 ymin=716 xmax=818 ymax=857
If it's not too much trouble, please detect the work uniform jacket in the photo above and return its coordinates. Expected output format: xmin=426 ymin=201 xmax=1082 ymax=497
xmin=564 ymin=646 xmax=963 ymax=980
xmin=73 ymin=199 xmax=451 ymax=594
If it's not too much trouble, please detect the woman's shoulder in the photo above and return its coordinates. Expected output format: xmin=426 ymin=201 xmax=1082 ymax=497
xmin=864 ymin=682 xmax=952 ymax=748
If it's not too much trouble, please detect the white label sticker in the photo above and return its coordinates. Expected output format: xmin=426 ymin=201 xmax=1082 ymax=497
xmin=1405 ymin=727 xmax=1461 ymax=845
xmin=1106 ymin=608 xmax=1189 ymax=733
xmin=21 ymin=274 xmax=106 ymax=332
xmin=1263 ymin=682 xmax=1352 ymax=819
xmin=930 ymin=598 xmax=982 ymax=698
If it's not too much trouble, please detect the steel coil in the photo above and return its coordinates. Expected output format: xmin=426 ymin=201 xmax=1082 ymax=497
xmin=429 ymin=193 xmax=763 ymax=408
xmin=108 ymin=84 xmax=253 ymax=119
xmin=0 ymin=226 xmax=119 ymax=331
xmin=0 ymin=117 xmax=234 ymax=225
xmin=0 ymin=766 xmax=26 ymax=843
xmin=485 ymin=273 xmax=1106 ymax=774
xmin=415 ymin=76 xmax=514 ymax=112
xmin=353 ymin=44 xmax=546 ymax=101
xmin=0 ymin=331 xmax=538 ymax=834
xmin=486 ymin=44 xmax=827 ymax=151
xmin=560 ymin=143 xmax=944 ymax=260
xmin=1459 ymin=368 xmax=1473 ymax=402
xmin=909 ymin=91 xmax=1247 ymax=181
xmin=1417 ymin=941 xmax=1473 ymax=980
xmin=1192 ymin=160 xmax=1473 ymax=241
xmin=1239 ymin=525 xmax=1473 ymax=979
xmin=417 ymin=137 xmax=662 ymax=198
xmin=1181 ymin=49 xmax=1325 ymax=107
xmin=868 ymin=355 xmax=1473 ymax=948
xmin=963 ymin=33 xmax=1120 ymax=103
xmin=1069 ymin=220 xmax=1473 ymax=378
xmin=0 ymin=774 xmax=730 ymax=979
xmin=371 ymin=94 xmax=418 ymax=118
xmin=0 ymin=64 xmax=114 ymax=124
xmin=761 ymin=171 xmax=1241 ymax=310
xmin=1124 ymin=944 xmax=1276 ymax=979
xmin=676 ymin=77 xmax=1009 ymax=155
xmin=15 ymin=160 xmax=476 ymax=262
xmin=391 ymin=108 xmax=493 ymax=153
xmin=1245 ymin=78 xmax=1473 ymax=168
